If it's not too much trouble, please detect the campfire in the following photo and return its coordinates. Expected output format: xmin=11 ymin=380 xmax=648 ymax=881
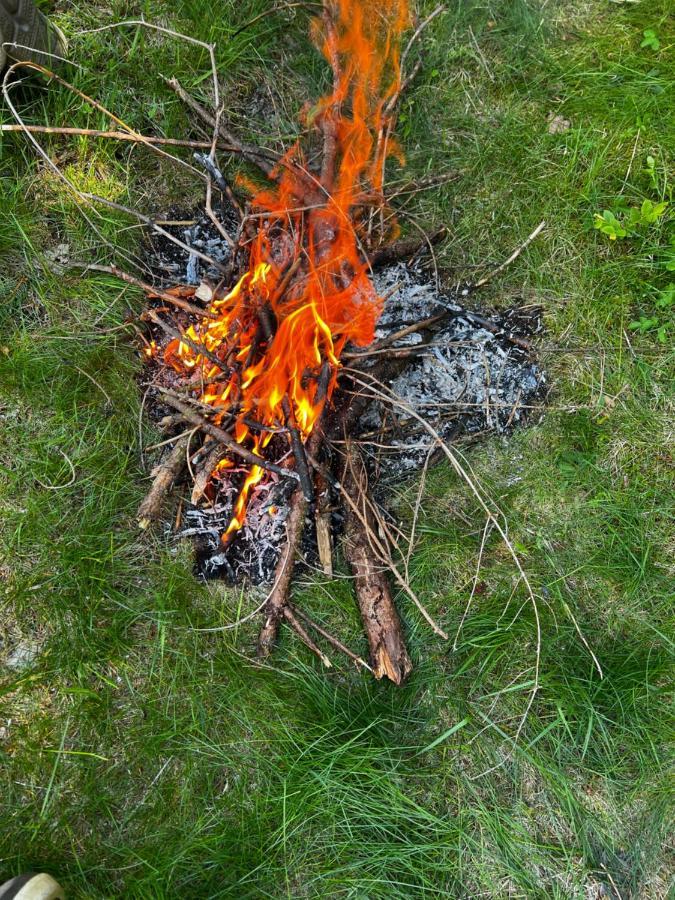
xmin=2 ymin=2 xmax=545 ymax=683
xmin=127 ymin=1 xmax=546 ymax=683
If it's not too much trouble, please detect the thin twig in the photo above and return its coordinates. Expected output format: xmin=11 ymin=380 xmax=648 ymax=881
xmin=283 ymin=606 xmax=332 ymax=667
xmin=80 ymin=193 xmax=229 ymax=274
xmin=71 ymin=263 xmax=218 ymax=319
xmin=473 ymin=221 xmax=546 ymax=288
xmin=0 ymin=123 xmax=245 ymax=151
xmin=292 ymin=606 xmax=372 ymax=672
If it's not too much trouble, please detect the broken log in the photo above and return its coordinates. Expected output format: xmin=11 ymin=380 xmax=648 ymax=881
xmin=341 ymin=441 xmax=412 ymax=684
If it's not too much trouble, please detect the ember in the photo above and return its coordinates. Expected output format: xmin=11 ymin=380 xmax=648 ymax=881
xmin=135 ymin=1 xmax=546 ymax=682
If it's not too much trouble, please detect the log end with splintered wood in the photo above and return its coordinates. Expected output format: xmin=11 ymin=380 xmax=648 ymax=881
xmin=341 ymin=442 xmax=412 ymax=684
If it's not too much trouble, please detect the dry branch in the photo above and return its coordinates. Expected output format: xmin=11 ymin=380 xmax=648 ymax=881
xmin=341 ymin=441 xmax=412 ymax=684
xmin=156 ymin=390 xmax=299 ymax=481
xmin=165 ymin=77 xmax=277 ymax=178
xmin=292 ymin=606 xmax=371 ymax=671
xmin=283 ymin=605 xmax=332 ymax=667
xmin=257 ymin=487 xmax=308 ymax=657
xmin=370 ymin=226 xmax=446 ymax=267
xmin=137 ymin=434 xmax=190 ymax=529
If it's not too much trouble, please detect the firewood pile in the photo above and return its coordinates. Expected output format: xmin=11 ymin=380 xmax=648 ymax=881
xmin=129 ymin=1 xmax=546 ymax=682
xmin=2 ymin=1 xmax=546 ymax=683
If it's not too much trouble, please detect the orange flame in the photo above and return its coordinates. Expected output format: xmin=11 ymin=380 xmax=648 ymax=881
xmin=166 ymin=0 xmax=409 ymax=537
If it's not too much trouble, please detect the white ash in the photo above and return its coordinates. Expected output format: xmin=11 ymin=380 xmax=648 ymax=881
xmin=167 ymin=260 xmax=545 ymax=583
xmin=183 ymin=472 xmax=296 ymax=584
xmin=364 ymin=264 xmax=546 ymax=476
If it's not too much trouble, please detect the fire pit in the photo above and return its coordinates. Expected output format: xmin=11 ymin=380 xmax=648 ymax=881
xmin=128 ymin=0 xmax=546 ymax=685
xmin=3 ymin=1 xmax=546 ymax=682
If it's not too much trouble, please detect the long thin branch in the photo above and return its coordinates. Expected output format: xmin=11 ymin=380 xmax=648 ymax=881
xmin=292 ymin=606 xmax=372 ymax=671
xmin=80 ymin=193 xmax=229 ymax=274
xmin=283 ymin=606 xmax=332 ymax=667
xmin=0 ymin=123 xmax=242 ymax=151
xmin=72 ymin=263 xmax=218 ymax=319
xmin=258 ymin=488 xmax=307 ymax=656
xmin=165 ymin=77 xmax=277 ymax=177
xmin=474 ymin=221 xmax=546 ymax=288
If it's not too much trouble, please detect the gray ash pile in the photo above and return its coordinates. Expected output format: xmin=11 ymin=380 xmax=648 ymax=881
xmin=173 ymin=262 xmax=546 ymax=584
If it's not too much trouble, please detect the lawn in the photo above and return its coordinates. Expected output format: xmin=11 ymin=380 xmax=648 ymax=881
xmin=0 ymin=0 xmax=673 ymax=897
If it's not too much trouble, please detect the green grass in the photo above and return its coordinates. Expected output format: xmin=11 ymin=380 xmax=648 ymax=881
xmin=1 ymin=0 xmax=673 ymax=896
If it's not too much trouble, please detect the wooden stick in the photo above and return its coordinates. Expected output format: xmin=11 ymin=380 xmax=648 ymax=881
xmin=190 ymin=442 xmax=227 ymax=505
xmin=137 ymin=435 xmax=190 ymax=529
xmin=257 ymin=487 xmax=308 ymax=657
xmin=0 ymin=123 xmax=243 ymax=151
xmin=292 ymin=606 xmax=372 ymax=672
xmin=69 ymin=263 xmax=219 ymax=319
xmin=341 ymin=441 xmax=412 ymax=684
xmin=474 ymin=220 xmax=546 ymax=288
xmin=370 ymin=226 xmax=446 ymax=268
xmin=283 ymin=606 xmax=332 ymax=667
xmin=143 ymin=309 xmax=227 ymax=372
xmin=314 ymin=470 xmax=333 ymax=575
xmin=165 ymin=77 xmax=276 ymax=177
xmin=155 ymin=389 xmax=299 ymax=482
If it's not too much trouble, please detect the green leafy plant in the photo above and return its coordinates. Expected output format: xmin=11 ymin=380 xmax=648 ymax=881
xmin=630 ymin=283 xmax=674 ymax=343
xmin=640 ymin=28 xmax=660 ymax=51
xmin=594 ymin=199 xmax=668 ymax=239
xmin=593 ymin=209 xmax=628 ymax=239
xmin=644 ymin=155 xmax=658 ymax=190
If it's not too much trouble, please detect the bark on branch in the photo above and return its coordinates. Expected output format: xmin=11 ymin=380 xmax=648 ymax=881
xmin=341 ymin=441 xmax=412 ymax=684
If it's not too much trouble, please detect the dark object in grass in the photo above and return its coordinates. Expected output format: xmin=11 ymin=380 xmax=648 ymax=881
xmin=0 ymin=0 xmax=66 ymax=72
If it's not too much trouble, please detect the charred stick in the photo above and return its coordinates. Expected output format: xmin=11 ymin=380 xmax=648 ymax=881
xmin=257 ymin=303 xmax=315 ymax=502
xmin=156 ymin=389 xmax=300 ymax=482
xmin=340 ymin=441 xmax=412 ymax=684
xmin=190 ymin=441 xmax=227 ymax=505
xmin=193 ymin=151 xmax=245 ymax=221
xmin=463 ymin=311 xmax=533 ymax=351
xmin=271 ymin=257 xmax=303 ymax=303
xmin=282 ymin=397 xmax=315 ymax=502
xmin=291 ymin=606 xmax=372 ymax=672
xmin=137 ymin=434 xmax=190 ymax=529
xmin=257 ymin=487 xmax=308 ymax=657
xmin=283 ymin=606 xmax=332 ymax=667
xmin=343 ymin=310 xmax=449 ymax=359
xmin=369 ymin=226 xmax=446 ymax=268
xmin=256 ymin=429 xmax=324 ymax=655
